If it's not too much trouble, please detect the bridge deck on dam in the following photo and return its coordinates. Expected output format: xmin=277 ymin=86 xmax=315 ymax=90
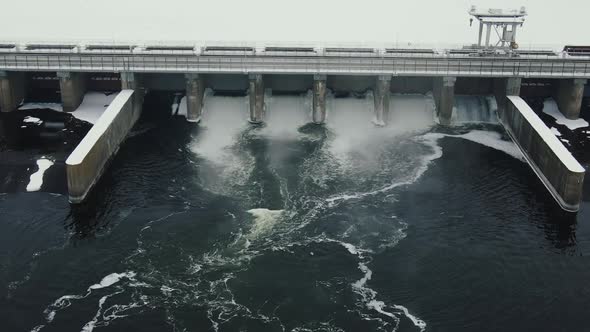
xmin=1 ymin=42 xmax=590 ymax=78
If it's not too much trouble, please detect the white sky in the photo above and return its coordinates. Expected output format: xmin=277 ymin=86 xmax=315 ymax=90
xmin=0 ymin=0 xmax=587 ymax=48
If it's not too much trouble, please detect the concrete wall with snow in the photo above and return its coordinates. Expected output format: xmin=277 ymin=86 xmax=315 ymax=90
xmin=66 ymin=90 xmax=139 ymax=203
xmin=503 ymin=96 xmax=585 ymax=212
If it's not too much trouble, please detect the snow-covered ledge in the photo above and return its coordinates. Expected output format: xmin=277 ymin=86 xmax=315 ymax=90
xmin=503 ymin=96 xmax=585 ymax=212
xmin=66 ymin=90 xmax=139 ymax=203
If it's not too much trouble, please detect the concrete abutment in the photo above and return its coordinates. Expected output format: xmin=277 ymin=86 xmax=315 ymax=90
xmin=433 ymin=76 xmax=456 ymax=126
xmin=185 ymin=74 xmax=205 ymax=123
xmin=248 ymin=74 xmax=265 ymax=124
xmin=312 ymin=74 xmax=327 ymax=124
xmin=57 ymin=72 xmax=87 ymax=113
xmin=555 ymin=79 xmax=587 ymax=120
xmin=0 ymin=71 xmax=25 ymax=112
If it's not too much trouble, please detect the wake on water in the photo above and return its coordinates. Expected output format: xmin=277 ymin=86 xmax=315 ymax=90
xmin=32 ymin=92 xmax=519 ymax=332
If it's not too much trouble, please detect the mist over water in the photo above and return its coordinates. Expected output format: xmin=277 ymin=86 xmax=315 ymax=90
xmin=2 ymin=90 xmax=590 ymax=332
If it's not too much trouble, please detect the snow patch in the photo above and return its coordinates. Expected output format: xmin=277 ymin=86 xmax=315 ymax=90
xmin=72 ymin=92 xmax=118 ymax=124
xmin=23 ymin=116 xmax=43 ymax=124
xmin=26 ymin=159 xmax=54 ymax=192
xmin=20 ymin=103 xmax=62 ymax=112
xmin=543 ymin=99 xmax=589 ymax=130
xmin=19 ymin=92 xmax=118 ymax=124
xmin=550 ymin=127 xmax=562 ymax=136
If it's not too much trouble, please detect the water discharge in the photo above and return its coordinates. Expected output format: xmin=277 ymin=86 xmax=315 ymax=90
xmin=26 ymin=91 xmax=529 ymax=332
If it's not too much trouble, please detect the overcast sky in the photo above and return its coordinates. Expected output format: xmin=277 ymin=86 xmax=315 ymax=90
xmin=0 ymin=0 xmax=587 ymax=48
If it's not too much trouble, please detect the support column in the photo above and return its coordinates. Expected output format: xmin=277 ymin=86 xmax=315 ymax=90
xmin=0 ymin=71 xmax=25 ymax=112
xmin=312 ymin=74 xmax=327 ymax=124
xmin=373 ymin=75 xmax=391 ymax=126
xmin=433 ymin=76 xmax=456 ymax=126
xmin=556 ymin=79 xmax=587 ymax=120
xmin=248 ymin=74 xmax=264 ymax=124
xmin=120 ymin=72 xmax=144 ymax=118
xmin=494 ymin=77 xmax=522 ymax=120
xmin=185 ymin=74 xmax=205 ymax=123
xmin=58 ymin=72 xmax=87 ymax=113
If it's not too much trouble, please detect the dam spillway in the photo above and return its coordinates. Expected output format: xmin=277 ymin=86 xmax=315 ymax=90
xmin=0 ymin=41 xmax=589 ymax=211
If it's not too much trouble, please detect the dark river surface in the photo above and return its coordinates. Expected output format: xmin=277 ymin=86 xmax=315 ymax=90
xmin=1 ymin=92 xmax=590 ymax=332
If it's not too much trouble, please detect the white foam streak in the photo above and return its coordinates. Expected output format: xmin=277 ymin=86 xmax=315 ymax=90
xmin=26 ymin=158 xmax=54 ymax=192
xmin=340 ymin=241 xmax=426 ymax=331
xmin=35 ymin=271 xmax=136 ymax=331
xmin=423 ymin=130 xmax=525 ymax=161
xmin=393 ymin=304 xmax=427 ymax=331
xmin=326 ymin=131 xmax=442 ymax=205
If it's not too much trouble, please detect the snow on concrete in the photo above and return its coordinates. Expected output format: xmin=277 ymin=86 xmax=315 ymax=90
xmin=18 ymin=92 xmax=118 ymax=125
xmin=543 ymin=99 xmax=589 ymax=130
xmin=26 ymin=158 xmax=54 ymax=192
xmin=175 ymin=96 xmax=187 ymax=118
xmin=66 ymin=90 xmax=134 ymax=166
xmin=20 ymin=103 xmax=62 ymax=112
xmin=23 ymin=116 xmax=42 ymax=124
xmin=508 ymin=96 xmax=584 ymax=173
xmin=550 ymin=127 xmax=562 ymax=136
xmin=71 ymin=92 xmax=118 ymax=124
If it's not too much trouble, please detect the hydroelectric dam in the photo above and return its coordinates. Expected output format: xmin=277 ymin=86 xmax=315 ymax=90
xmin=1 ymin=10 xmax=589 ymax=212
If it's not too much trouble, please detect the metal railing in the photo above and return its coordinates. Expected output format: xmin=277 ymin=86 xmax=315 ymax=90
xmin=1 ymin=45 xmax=589 ymax=78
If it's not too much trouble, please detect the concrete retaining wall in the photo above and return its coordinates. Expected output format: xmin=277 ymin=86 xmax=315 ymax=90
xmin=66 ymin=90 xmax=139 ymax=203
xmin=503 ymin=96 xmax=585 ymax=212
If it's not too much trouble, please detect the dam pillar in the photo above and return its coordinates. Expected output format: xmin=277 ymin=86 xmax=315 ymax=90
xmin=555 ymin=79 xmax=587 ymax=119
xmin=494 ymin=77 xmax=522 ymax=119
xmin=433 ymin=76 xmax=456 ymax=126
xmin=185 ymin=74 xmax=205 ymax=123
xmin=58 ymin=72 xmax=87 ymax=113
xmin=120 ymin=72 xmax=144 ymax=115
xmin=248 ymin=74 xmax=265 ymax=124
xmin=0 ymin=71 xmax=25 ymax=112
xmin=312 ymin=74 xmax=327 ymax=124
xmin=373 ymin=75 xmax=391 ymax=126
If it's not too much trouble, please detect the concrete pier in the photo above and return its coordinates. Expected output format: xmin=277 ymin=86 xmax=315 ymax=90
xmin=555 ymin=79 xmax=587 ymax=119
xmin=373 ymin=75 xmax=391 ymax=126
xmin=502 ymin=96 xmax=585 ymax=211
xmin=433 ymin=77 xmax=456 ymax=125
xmin=185 ymin=74 xmax=205 ymax=123
xmin=248 ymin=74 xmax=265 ymax=124
xmin=58 ymin=72 xmax=87 ymax=113
xmin=312 ymin=74 xmax=327 ymax=124
xmin=494 ymin=77 xmax=522 ymax=119
xmin=120 ymin=72 xmax=144 ymax=115
xmin=0 ymin=71 xmax=25 ymax=112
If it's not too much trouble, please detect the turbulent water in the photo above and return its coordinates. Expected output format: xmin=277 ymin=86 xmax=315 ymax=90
xmin=1 ymin=91 xmax=590 ymax=332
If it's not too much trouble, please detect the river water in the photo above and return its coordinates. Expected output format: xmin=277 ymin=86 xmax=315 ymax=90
xmin=1 ymin=92 xmax=590 ymax=332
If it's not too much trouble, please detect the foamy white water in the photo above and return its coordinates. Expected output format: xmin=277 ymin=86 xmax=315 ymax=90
xmin=423 ymin=130 xmax=525 ymax=161
xmin=263 ymin=94 xmax=309 ymax=138
xmin=190 ymin=94 xmax=249 ymax=163
xmin=453 ymin=95 xmax=498 ymax=124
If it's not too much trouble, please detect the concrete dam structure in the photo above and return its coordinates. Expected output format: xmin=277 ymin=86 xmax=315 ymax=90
xmin=1 ymin=32 xmax=589 ymax=211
